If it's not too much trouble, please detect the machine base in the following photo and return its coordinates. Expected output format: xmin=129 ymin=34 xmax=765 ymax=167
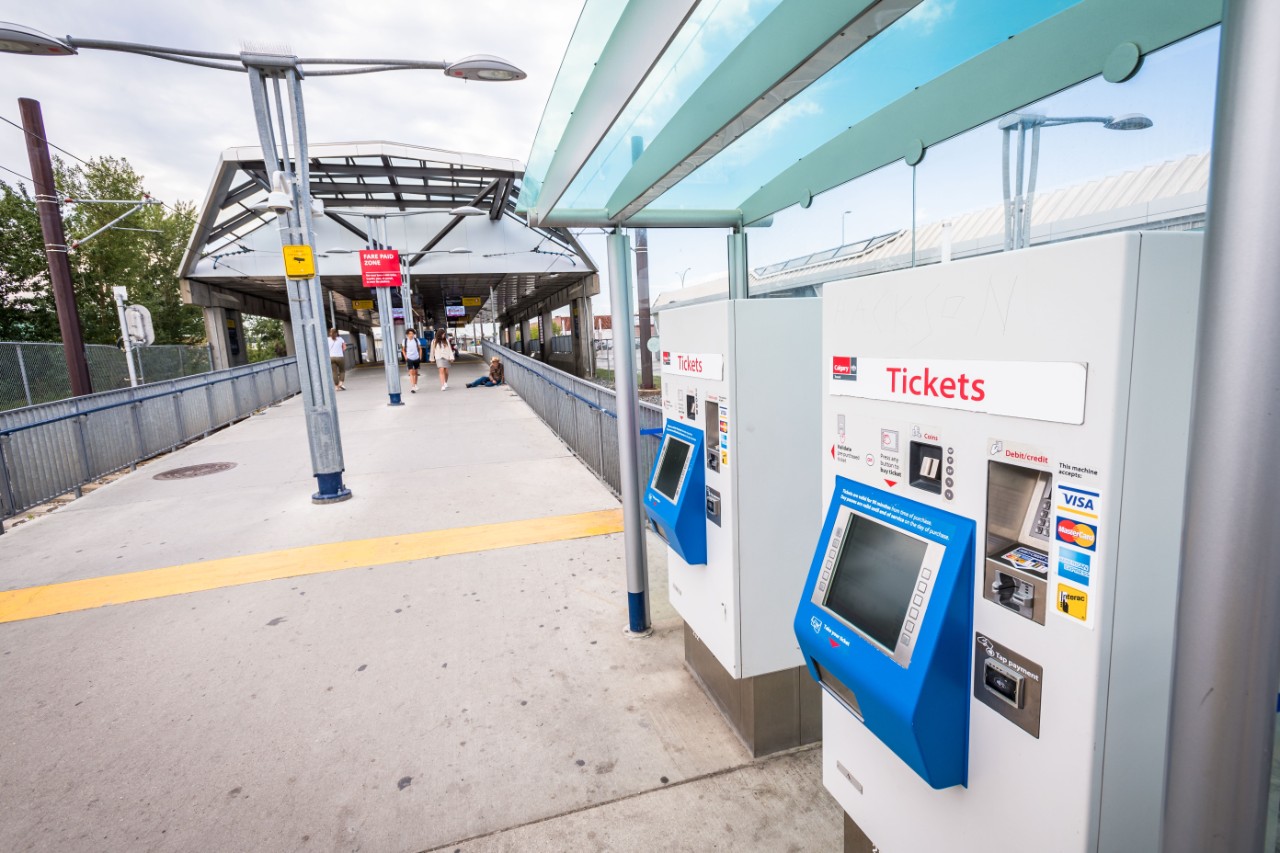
xmin=683 ymin=623 xmax=821 ymax=757
xmin=844 ymin=814 xmax=876 ymax=853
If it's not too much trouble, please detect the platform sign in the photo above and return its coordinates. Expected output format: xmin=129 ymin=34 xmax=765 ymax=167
xmin=462 ymin=297 xmax=483 ymax=307
xmin=352 ymin=299 xmax=374 ymax=311
xmin=360 ymin=250 xmax=401 ymax=287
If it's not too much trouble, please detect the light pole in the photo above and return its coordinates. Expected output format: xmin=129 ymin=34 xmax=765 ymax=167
xmin=677 ymin=266 xmax=691 ymax=288
xmin=1000 ymin=112 xmax=1152 ymax=251
xmin=841 ymin=209 xmax=853 ymax=247
xmin=0 ymin=23 xmax=524 ymax=502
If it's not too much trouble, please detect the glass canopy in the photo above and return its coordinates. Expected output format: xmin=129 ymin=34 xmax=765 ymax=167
xmin=520 ymin=0 xmax=1221 ymax=228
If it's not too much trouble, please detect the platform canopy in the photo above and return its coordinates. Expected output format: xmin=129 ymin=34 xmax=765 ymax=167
xmin=180 ymin=141 xmax=597 ymax=330
xmin=519 ymin=0 xmax=1221 ymax=230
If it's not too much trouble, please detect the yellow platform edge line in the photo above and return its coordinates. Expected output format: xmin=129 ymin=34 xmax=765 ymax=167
xmin=0 ymin=508 xmax=623 ymax=625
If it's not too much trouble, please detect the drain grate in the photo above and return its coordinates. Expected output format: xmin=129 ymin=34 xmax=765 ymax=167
xmin=153 ymin=462 xmax=238 ymax=480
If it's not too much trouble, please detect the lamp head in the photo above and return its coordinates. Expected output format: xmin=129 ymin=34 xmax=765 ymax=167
xmin=0 ymin=23 xmax=75 ymax=55
xmin=444 ymin=54 xmax=525 ymax=81
xmin=1104 ymin=113 xmax=1154 ymax=131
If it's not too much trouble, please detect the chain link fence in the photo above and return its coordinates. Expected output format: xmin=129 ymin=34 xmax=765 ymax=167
xmin=0 ymin=342 xmax=212 ymax=413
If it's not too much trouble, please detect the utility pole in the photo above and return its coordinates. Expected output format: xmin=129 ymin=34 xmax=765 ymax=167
xmin=19 ymin=97 xmax=92 ymax=396
xmin=631 ymin=136 xmax=654 ymax=390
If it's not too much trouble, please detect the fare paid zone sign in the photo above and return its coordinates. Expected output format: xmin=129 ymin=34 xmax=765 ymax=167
xmin=360 ymin=249 xmax=400 ymax=287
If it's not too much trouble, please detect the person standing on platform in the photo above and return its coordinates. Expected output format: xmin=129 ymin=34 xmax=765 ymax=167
xmin=328 ymin=328 xmax=347 ymax=390
xmin=402 ymin=327 xmax=423 ymax=393
xmin=431 ymin=328 xmax=455 ymax=391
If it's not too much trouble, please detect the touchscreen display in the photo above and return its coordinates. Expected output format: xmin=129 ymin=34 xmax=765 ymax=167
xmin=824 ymin=514 xmax=929 ymax=652
xmin=653 ymin=436 xmax=692 ymax=502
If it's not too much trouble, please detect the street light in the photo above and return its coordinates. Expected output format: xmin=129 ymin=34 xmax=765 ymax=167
xmin=0 ymin=23 xmax=525 ymax=503
xmin=677 ymin=266 xmax=691 ymax=288
xmin=1000 ymin=112 xmax=1153 ymax=250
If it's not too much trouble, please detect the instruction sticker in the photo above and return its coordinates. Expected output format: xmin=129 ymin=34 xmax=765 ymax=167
xmin=1056 ymin=584 xmax=1089 ymax=622
xmin=999 ymin=546 xmax=1049 ymax=574
xmin=1057 ymin=548 xmax=1092 ymax=587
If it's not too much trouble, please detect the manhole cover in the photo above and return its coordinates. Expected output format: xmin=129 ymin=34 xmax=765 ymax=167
xmin=153 ymin=462 xmax=238 ymax=480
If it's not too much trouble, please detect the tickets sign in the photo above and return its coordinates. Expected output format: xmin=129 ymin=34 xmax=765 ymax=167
xmin=829 ymin=356 xmax=1087 ymax=424
xmin=660 ymin=351 xmax=724 ymax=380
xmin=359 ymin=249 xmax=400 ymax=287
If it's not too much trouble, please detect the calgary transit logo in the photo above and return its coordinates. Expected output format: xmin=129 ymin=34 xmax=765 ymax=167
xmin=832 ymin=356 xmax=858 ymax=381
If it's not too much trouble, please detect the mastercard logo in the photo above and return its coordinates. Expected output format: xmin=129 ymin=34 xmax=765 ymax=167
xmin=1056 ymin=518 xmax=1097 ymax=551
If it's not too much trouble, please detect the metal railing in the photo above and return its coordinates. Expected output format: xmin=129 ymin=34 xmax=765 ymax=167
xmin=0 ymin=341 xmax=214 ymax=413
xmin=482 ymin=341 xmax=663 ymax=497
xmin=0 ymin=357 xmax=300 ymax=527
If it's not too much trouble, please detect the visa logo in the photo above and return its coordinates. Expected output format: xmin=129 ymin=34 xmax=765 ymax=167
xmin=1064 ymin=494 xmax=1095 ymax=511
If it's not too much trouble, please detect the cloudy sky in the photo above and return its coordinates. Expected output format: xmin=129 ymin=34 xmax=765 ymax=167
xmin=0 ymin=0 xmax=581 ymax=203
xmin=0 ymin=4 xmax=1221 ymax=315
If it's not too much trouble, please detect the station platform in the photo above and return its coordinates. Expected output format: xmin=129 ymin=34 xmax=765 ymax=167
xmin=0 ymin=355 xmax=841 ymax=852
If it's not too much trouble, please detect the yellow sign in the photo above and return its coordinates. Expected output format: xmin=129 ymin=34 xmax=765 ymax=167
xmin=352 ymin=299 xmax=374 ymax=311
xmin=282 ymin=245 xmax=315 ymax=278
xmin=1056 ymin=583 xmax=1088 ymax=622
xmin=461 ymin=296 xmax=483 ymax=307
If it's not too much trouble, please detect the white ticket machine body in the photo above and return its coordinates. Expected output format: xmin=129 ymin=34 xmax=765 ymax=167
xmin=648 ymin=297 xmax=823 ymax=756
xmin=795 ymin=232 xmax=1203 ymax=851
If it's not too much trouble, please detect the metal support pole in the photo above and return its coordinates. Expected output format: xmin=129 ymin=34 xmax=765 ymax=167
xmin=631 ymin=137 xmax=654 ymax=390
xmin=247 ymin=66 xmax=349 ymax=503
xmin=18 ymin=98 xmax=92 ymax=396
xmin=113 ymin=287 xmax=139 ymax=388
xmin=607 ymin=230 xmax=650 ymax=636
xmin=366 ymin=215 xmax=403 ymax=405
xmin=1163 ymin=0 xmax=1280 ymax=848
xmin=1001 ymin=127 xmax=1015 ymax=252
xmin=727 ymin=230 xmax=748 ymax=300
xmin=1022 ymin=124 xmax=1041 ymax=249
xmin=15 ymin=345 xmax=32 ymax=407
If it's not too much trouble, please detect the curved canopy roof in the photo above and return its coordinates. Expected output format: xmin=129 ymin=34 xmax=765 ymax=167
xmin=519 ymin=0 xmax=1221 ymax=229
xmin=180 ymin=141 xmax=596 ymax=329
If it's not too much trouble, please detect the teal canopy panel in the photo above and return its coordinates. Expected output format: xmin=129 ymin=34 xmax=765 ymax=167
xmin=523 ymin=0 xmax=1222 ymax=228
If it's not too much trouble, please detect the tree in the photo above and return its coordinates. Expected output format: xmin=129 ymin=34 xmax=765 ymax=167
xmin=0 ymin=181 xmax=58 ymax=340
xmin=244 ymin=316 xmax=287 ymax=362
xmin=0 ymin=155 xmax=203 ymax=344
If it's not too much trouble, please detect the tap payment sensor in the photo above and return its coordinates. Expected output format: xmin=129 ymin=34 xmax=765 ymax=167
xmin=795 ymin=232 xmax=1204 ymax=852
xmin=646 ymin=296 xmax=823 ymax=756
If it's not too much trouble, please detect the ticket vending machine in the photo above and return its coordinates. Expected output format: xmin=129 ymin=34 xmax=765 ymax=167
xmin=646 ymin=297 xmax=823 ymax=756
xmin=795 ymin=232 xmax=1203 ymax=851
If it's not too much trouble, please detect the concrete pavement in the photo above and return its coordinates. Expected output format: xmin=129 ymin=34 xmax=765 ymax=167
xmin=0 ymin=355 xmax=841 ymax=852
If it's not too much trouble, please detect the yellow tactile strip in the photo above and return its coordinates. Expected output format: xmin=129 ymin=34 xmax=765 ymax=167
xmin=0 ymin=508 xmax=623 ymax=625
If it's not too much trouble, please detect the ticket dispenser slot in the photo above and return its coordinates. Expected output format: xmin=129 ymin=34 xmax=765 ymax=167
xmin=795 ymin=476 xmax=975 ymax=789
xmin=644 ymin=422 xmax=707 ymax=565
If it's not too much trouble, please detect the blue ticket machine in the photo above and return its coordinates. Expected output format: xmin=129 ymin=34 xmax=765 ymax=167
xmin=644 ymin=421 xmax=707 ymax=566
xmin=795 ymin=476 xmax=974 ymax=789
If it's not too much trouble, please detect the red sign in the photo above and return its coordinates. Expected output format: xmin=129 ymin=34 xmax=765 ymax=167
xmin=359 ymin=249 xmax=400 ymax=288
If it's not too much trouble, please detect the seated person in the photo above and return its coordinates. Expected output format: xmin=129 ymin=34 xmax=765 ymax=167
xmin=467 ymin=357 xmax=505 ymax=388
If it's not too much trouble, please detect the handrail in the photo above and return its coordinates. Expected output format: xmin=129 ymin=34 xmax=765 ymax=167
xmin=0 ymin=359 xmax=294 ymax=437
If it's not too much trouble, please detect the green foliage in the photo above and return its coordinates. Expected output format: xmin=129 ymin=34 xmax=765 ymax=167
xmin=0 ymin=181 xmax=58 ymax=340
xmin=0 ymin=155 xmax=202 ymax=344
xmin=244 ymin=316 xmax=287 ymax=362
